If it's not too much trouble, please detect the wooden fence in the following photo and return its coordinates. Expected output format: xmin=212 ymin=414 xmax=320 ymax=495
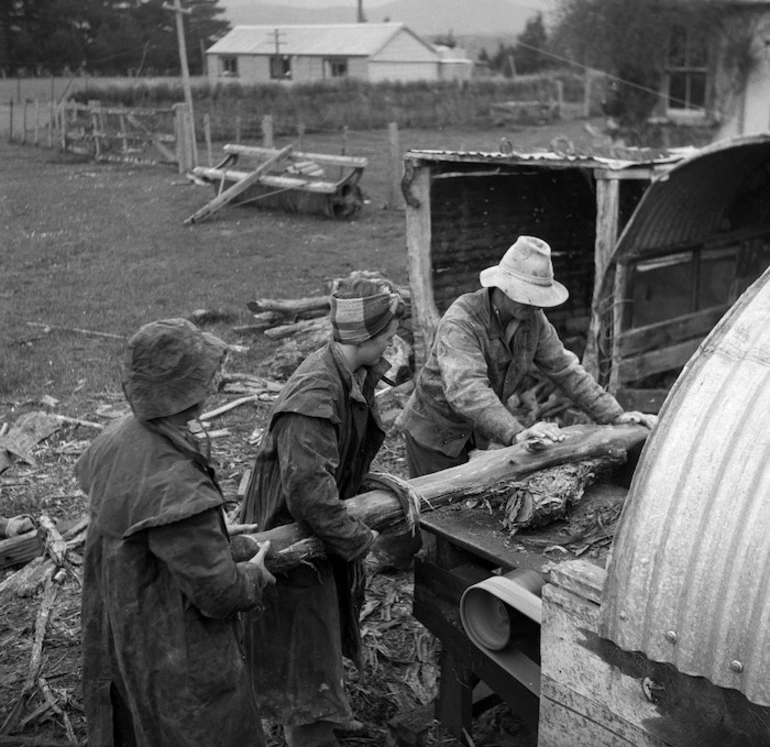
xmin=2 ymin=99 xmax=196 ymax=172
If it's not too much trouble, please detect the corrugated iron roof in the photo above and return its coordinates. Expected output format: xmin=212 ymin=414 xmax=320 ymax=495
xmin=206 ymin=23 xmax=429 ymax=58
xmin=611 ymin=133 xmax=770 ymax=261
xmin=600 ymin=266 xmax=770 ymax=705
xmin=404 ymin=148 xmax=682 ymax=171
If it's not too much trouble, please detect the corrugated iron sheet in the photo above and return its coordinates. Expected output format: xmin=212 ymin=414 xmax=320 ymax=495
xmin=207 ymin=23 xmax=410 ymax=58
xmin=612 ymin=134 xmax=770 ymax=261
xmin=601 ymin=266 xmax=770 ymax=705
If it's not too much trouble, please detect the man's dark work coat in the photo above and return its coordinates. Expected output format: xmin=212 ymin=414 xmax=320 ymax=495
xmin=76 ymin=416 xmax=267 ymax=747
xmin=241 ymin=342 xmax=384 ymax=726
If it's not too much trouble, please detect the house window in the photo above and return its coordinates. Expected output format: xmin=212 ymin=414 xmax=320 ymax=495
xmin=325 ymin=58 xmax=348 ymax=78
xmin=665 ymin=25 xmax=708 ymax=113
xmin=270 ymin=55 xmax=292 ymax=80
xmin=221 ymin=56 xmax=238 ymax=77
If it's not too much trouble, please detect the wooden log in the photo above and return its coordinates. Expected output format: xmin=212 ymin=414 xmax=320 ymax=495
xmin=38 ymin=514 xmax=68 ymax=567
xmin=245 ymin=424 xmax=650 ymax=573
xmin=247 ymin=296 xmax=330 ymax=316
xmin=0 ymin=532 xmax=44 ymax=570
xmin=264 ymin=316 xmax=328 ymax=341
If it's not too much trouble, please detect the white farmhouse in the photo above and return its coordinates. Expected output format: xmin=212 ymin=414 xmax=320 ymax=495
xmin=205 ymin=23 xmax=473 ymax=85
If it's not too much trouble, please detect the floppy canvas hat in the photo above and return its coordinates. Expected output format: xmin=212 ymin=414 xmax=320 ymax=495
xmin=122 ymin=318 xmax=227 ymax=421
xmin=479 ymin=236 xmax=569 ymax=308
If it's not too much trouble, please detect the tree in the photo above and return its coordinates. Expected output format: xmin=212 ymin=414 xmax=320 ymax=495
xmin=550 ymin=0 xmax=723 ymax=127
xmin=515 ymin=12 xmax=548 ymax=74
xmin=433 ymin=30 xmax=457 ymax=49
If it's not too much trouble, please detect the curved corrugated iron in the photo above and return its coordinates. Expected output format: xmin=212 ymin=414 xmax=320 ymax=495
xmin=600 ymin=266 xmax=770 ymax=705
xmin=612 ymin=133 xmax=770 ymax=261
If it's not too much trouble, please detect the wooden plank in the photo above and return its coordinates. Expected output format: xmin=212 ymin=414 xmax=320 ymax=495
xmin=584 ymin=176 xmax=621 ymax=377
xmin=609 ymin=263 xmax=630 ymax=393
xmin=546 ymin=559 xmax=606 ymax=604
xmin=616 ymin=338 xmax=701 ymax=383
xmin=617 ymin=304 xmax=729 ymax=358
xmin=192 ymin=166 xmax=339 ymax=194
xmin=127 ymin=112 xmax=177 ymax=163
xmin=184 ymin=145 xmax=294 ymax=224
xmin=223 ymin=142 xmax=368 ymax=169
xmin=593 ymin=167 xmax=659 ymax=181
xmin=405 ymin=163 xmax=439 ymax=366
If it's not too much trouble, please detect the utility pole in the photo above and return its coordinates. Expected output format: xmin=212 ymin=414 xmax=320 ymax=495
xmin=163 ymin=0 xmax=198 ymax=165
xmin=357 ymin=0 xmax=366 ymax=23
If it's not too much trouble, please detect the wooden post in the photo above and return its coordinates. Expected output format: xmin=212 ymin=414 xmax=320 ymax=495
xmin=297 ymin=121 xmax=305 ymax=150
xmin=119 ymin=113 xmax=129 ymax=155
xmin=48 ymin=100 xmax=54 ymax=149
xmin=204 ymin=112 xmax=213 ymax=167
xmin=554 ymin=80 xmax=564 ymax=119
xmin=34 ymin=99 xmax=40 ymax=145
xmin=404 ymin=161 xmax=440 ymax=366
xmin=167 ymin=0 xmax=198 ymax=167
xmin=60 ymin=101 xmax=67 ymax=151
xmin=262 ymin=115 xmax=274 ymax=148
xmin=340 ymin=125 xmax=348 ymax=180
xmin=22 ymin=99 xmax=28 ymax=144
xmin=89 ymin=100 xmax=102 ymax=157
xmin=582 ymin=175 xmax=621 ymax=377
xmin=583 ymin=70 xmax=592 ymax=119
xmin=235 ymin=114 xmax=242 ymax=144
xmin=387 ymin=122 xmax=403 ymax=210
xmin=8 ymin=99 xmax=12 ymax=143
xmin=174 ymin=102 xmax=195 ymax=173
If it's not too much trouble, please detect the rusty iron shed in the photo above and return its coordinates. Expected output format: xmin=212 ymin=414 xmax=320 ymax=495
xmin=404 ymin=135 xmax=770 ymax=408
xmin=600 ymin=265 xmax=770 ymax=707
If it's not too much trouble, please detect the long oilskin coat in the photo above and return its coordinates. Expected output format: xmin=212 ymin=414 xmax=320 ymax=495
xmin=76 ymin=416 xmax=267 ymax=747
xmin=241 ymin=342 xmax=384 ymax=726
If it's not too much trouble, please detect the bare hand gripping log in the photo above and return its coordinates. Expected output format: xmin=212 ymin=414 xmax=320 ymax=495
xmin=235 ymin=423 xmax=651 ymax=573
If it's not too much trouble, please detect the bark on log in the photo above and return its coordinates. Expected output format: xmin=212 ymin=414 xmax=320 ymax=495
xmin=247 ymin=296 xmax=330 ymax=316
xmin=38 ymin=514 xmax=68 ymax=567
xmin=244 ymin=423 xmax=650 ymax=573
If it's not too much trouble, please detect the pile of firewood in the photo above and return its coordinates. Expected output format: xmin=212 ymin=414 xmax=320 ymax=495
xmin=240 ymin=272 xmax=414 ymax=383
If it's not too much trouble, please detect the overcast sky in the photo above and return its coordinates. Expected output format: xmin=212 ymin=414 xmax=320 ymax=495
xmin=250 ymin=0 xmax=554 ymax=10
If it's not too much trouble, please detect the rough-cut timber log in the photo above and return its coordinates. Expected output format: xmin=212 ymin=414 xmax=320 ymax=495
xmin=242 ymin=423 xmax=650 ymax=572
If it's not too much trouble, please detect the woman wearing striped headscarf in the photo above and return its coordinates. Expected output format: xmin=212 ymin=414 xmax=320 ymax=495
xmin=240 ymin=276 xmax=405 ymax=747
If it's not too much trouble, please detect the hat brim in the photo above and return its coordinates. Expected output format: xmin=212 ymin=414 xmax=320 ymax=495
xmin=479 ymin=267 xmax=569 ymax=308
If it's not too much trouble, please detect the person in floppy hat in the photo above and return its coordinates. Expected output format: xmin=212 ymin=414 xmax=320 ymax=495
xmin=400 ymin=235 xmax=656 ymax=477
xmin=241 ymin=275 xmax=405 ymax=747
xmin=75 ymin=318 xmax=275 ymax=747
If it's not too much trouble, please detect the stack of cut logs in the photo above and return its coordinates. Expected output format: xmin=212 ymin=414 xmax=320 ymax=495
xmin=239 ymin=273 xmax=413 ymax=382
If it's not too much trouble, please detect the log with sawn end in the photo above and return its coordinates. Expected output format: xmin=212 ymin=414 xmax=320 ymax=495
xmin=242 ymin=423 xmax=650 ymax=573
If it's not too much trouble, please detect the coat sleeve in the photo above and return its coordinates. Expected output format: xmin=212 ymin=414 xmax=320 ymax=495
xmin=147 ymin=508 xmax=268 ymax=619
xmin=534 ymin=316 xmax=623 ymax=423
xmin=436 ymin=318 xmax=524 ymax=445
xmin=273 ymin=412 xmax=374 ymax=562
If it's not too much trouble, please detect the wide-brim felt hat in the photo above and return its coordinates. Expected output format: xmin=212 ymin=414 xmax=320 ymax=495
xmin=479 ymin=235 xmax=569 ymax=308
xmin=122 ymin=318 xmax=227 ymax=421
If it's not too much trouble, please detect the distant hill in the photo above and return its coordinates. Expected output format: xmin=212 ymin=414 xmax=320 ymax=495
xmin=218 ymin=0 xmax=555 ymax=37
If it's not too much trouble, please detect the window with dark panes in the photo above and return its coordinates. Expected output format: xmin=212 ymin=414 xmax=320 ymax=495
xmin=326 ymin=58 xmax=348 ymax=78
xmin=221 ymin=56 xmax=238 ymax=77
xmin=270 ymin=55 xmax=291 ymax=80
xmin=666 ymin=25 xmax=708 ymax=111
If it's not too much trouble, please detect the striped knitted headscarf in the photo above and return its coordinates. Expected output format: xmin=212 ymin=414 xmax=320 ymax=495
xmin=330 ymin=290 xmax=403 ymax=344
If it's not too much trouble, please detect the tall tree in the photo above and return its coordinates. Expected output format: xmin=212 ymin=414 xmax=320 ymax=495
xmin=515 ymin=12 xmax=548 ymax=74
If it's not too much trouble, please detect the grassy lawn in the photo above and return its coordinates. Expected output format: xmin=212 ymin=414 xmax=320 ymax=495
xmin=1 ymin=117 xmax=604 ymax=415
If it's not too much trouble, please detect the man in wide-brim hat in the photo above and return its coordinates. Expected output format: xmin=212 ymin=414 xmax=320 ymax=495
xmin=400 ymin=235 xmax=655 ymax=477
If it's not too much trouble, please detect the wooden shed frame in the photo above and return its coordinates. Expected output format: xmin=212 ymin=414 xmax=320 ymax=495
xmin=403 ymin=135 xmax=770 ymax=411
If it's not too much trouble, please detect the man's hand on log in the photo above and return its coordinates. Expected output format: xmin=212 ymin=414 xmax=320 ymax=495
xmin=514 ymin=421 xmax=565 ymax=444
xmin=614 ymin=411 xmax=658 ymax=430
xmin=247 ymin=540 xmax=276 ymax=586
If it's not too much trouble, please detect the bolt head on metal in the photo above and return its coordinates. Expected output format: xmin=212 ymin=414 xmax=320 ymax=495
xmin=665 ymin=630 xmax=677 ymax=644
xmin=730 ymin=660 xmax=744 ymax=673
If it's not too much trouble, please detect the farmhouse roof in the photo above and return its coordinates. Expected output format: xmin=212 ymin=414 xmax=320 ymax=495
xmin=207 ymin=23 xmax=435 ymax=58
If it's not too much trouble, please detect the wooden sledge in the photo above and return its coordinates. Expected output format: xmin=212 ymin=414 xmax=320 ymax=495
xmin=187 ymin=143 xmax=368 ymax=223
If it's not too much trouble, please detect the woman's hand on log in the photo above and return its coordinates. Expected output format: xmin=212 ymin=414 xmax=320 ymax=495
xmin=6 ymin=515 xmax=35 ymax=538
xmin=514 ymin=421 xmax=564 ymax=444
xmin=247 ymin=540 xmax=277 ymax=586
xmin=614 ymin=411 xmax=658 ymax=430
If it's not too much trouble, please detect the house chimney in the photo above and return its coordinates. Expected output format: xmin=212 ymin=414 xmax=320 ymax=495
xmin=357 ymin=0 xmax=366 ymax=23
